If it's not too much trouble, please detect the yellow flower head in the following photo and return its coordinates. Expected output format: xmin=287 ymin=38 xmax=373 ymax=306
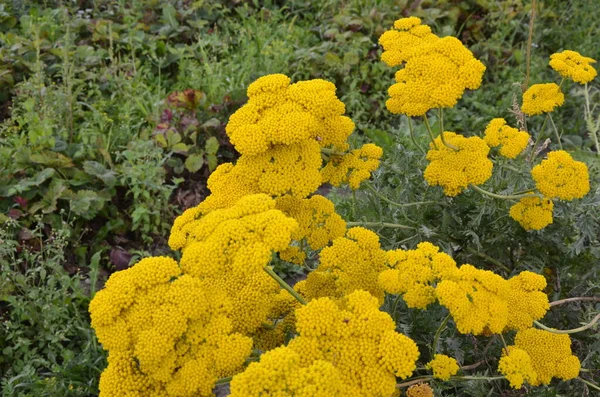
xmin=531 ymin=150 xmax=590 ymax=200
xmin=424 ymin=132 xmax=493 ymax=196
xmin=379 ymin=18 xmax=486 ymax=116
xmin=226 ymin=74 xmax=354 ymax=155
xmin=321 ymin=143 xmax=383 ymax=189
xmin=378 ymin=242 xmax=459 ymax=309
xmin=549 ymin=50 xmax=597 ymax=84
xmin=483 ymin=118 xmax=530 ymax=159
xmin=426 ymin=354 xmax=459 ymax=381
xmin=406 ymin=383 xmax=434 ymax=397
xmin=304 ymin=227 xmax=388 ymax=303
xmin=521 ymin=83 xmax=565 ymax=116
xmin=506 ymin=271 xmax=550 ymax=331
xmin=509 ymin=196 xmax=554 ymax=231
xmin=513 ymin=328 xmax=581 ymax=386
xmin=498 ymin=347 xmax=537 ymax=389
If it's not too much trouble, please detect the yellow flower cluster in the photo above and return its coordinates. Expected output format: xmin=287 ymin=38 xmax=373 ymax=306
xmin=298 ymin=227 xmax=388 ymax=303
xmin=196 ymin=75 xmax=381 ymax=208
xmin=483 ymin=118 xmax=530 ymax=159
xmin=379 ymin=17 xmax=486 ymax=116
xmin=424 ymin=132 xmax=493 ymax=196
xmin=509 ymin=196 xmax=554 ymax=231
xmin=531 ymin=150 xmax=590 ymax=200
xmin=549 ymin=50 xmax=597 ymax=84
xmin=426 ymin=354 xmax=459 ymax=381
xmin=276 ymin=194 xmax=347 ymax=264
xmin=378 ymin=242 xmax=459 ymax=309
xmin=521 ymin=83 xmax=564 ymax=116
xmin=406 ymin=383 xmax=434 ymax=397
xmin=89 ymin=257 xmax=253 ymax=397
xmin=321 ymin=143 xmax=384 ymax=189
xmin=511 ymin=328 xmax=581 ymax=386
xmin=497 ymin=347 xmax=537 ymax=389
xmin=435 ymin=265 xmax=549 ymax=335
xmin=231 ymin=291 xmax=420 ymax=397
xmin=253 ymin=291 xmax=300 ymax=352
xmin=170 ymin=194 xmax=298 ymax=334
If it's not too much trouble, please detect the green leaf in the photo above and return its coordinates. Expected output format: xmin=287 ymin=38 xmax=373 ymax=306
xmin=30 ymin=151 xmax=74 ymax=168
xmin=166 ymin=131 xmax=182 ymax=146
xmin=364 ymin=128 xmax=393 ymax=150
xmin=172 ymin=142 xmax=189 ymax=154
xmin=205 ymin=136 xmax=220 ymax=155
xmin=343 ymin=51 xmax=360 ymax=66
xmin=206 ymin=153 xmax=218 ymax=172
xmin=83 ymin=161 xmax=117 ymax=187
xmin=184 ymin=153 xmax=204 ymax=173
xmin=5 ymin=168 xmax=56 ymax=196
xmin=201 ymin=118 xmax=221 ymax=130
xmin=65 ymin=190 xmax=107 ymax=219
xmin=154 ymin=133 xmax=168 ymax=148
xmin=28 ymin=179 xmax=67 ymax=214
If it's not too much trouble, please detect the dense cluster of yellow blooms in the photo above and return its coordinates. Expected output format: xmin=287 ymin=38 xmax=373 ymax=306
xmin=321 ymin=144 xmax=384 ymax=189
xmin=424 ymin=132 xmax=493 ymax=196
xmin=230 ymin=291 xmax=420 ymax=397
xmin=89 ymin=257 xmax=253 ymax=396
xmin=275 ymin=194 xmax=346 ymax=264
xmin=296 ymin=227 xmax=388 ymax=303
xmin=483 ymin=118 xmax=530 ymax=159
xmin=379 ymin=17 xmax=486 ymax=116
xmin=521 ymin=83 xmax=565 ymax=116
xmin=378 ymin=242 xmax=459 ymax=309
xmin=426 ymin=354 xmax=460 ymax=381
xmin=498 ymin=347 xmax=537 ymax=389
xmin=531 ymin=150 xmax=590 ymax=200
xmin=435 ymin=266 xmax=549 ymax=335
xmin=252 ymin=291 xmax=300 ymax=352
xmin=509 ymin=196 xmax=554 ymax=231
xmin=406 ymin=383 xmax=434 ymax=397
xmin=511 ymin=329 xmax=581 ymax=386
xmin=170 ymin=194 xmax=298 ymax=334
xmin=549 ymin=50 xmax=597 ymax=84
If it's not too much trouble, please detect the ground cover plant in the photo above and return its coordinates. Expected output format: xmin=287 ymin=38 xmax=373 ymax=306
xmin=1 ymin=0 xmax=599 ymax=396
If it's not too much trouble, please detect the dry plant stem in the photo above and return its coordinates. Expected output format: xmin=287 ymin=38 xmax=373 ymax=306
xmin=365 ymin=182 xmax=438 ymax=207
xmin=397 ymin=375 xmax=504 ymax=388
xmin=471 ymin=184 xmax=540 ymax=200
xmin=550 ymin=296 xmax=600 ymax=307
xmin=263 ymin=266 xmax=307 ymax=305
xmin=579 ymin=377 xmax=600 ymax=392
xmin=533 ymin=313 xmax=600 ymax=334
xmin=346 ymin=221 xmax=414 ymax=230
xmin=523 ymin=0 xmax=536 ymax=91
xmin=548 ymin=113 xmax=563 ymax=150
xmin=396 ymin=376 xmax=433 ymax=388
xmin=422 ymin=114 xmax=439 ymax=149
xmin=407 ymin=116 xmax=426 ymax=155
xmin=528 ymin=113 xmax=550 ymax=163
xmin=431 ymin=313 xmax=452 ymax=356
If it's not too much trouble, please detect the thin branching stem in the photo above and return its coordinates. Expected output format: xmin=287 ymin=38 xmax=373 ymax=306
xmin=263 ymin=266 xmax=307 ymax=305
xmin=215 ymin=376 xmax=232 ymax=385
xmin=534 ymin=313 xmax=600 ymax=334
xmin=431 ymin=313 xmax=451 ymax=356
xmin=549 ymin=296 xmax=600 ymax=307
xmin=320 ymin=147 xmax=347 ymax=156
xmin=397 ymin=375 xmax=504 ymax=388
xmin=584 ymin=83 xmax=600 ymax=156
xmin=464 ymin=246 xmax=511 ymax=273
xmin=579 ymin=377 xmax=600 ymax=392
xmin=523 ymin=0 xmax=536 ymax=91
xmin=499 ymin=334 xmax=509 ymax=355
xmin=548 ymin=113 xmax=563 ymax=150
xmin=346 ymin=221 xmax=414 ymax=230
xmin=365 ymin=182 xmax=439 ymax=208
xmin=528 ymin=114 xmax=549 ymax=163
xmin=422 ymin=114 xmax=439 ymax=149
xmin=471 ymin=184 xmax=540 ymax=200
xmin=407 ymin=116 xmax=426 ymax=155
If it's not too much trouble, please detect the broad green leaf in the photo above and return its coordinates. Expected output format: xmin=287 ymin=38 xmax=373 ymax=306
xmin=172 ymin=142 xmax=189 ymax=154
xmin=201 ymin=118 xmax=221 ymax=130
xmin=28 ymin=179 xmax=67 ymax=214
xmin=206 ymin=153 xmax=218 ymax=172
xmin=205 ymin=136 xmax=220 ymax=155
xmin=154 ymin=133 xmax=168 ymax=148
xmin=83 ymin=161 xmax=117 ymax=187
xmin=30 ymin=151 xmax=74 ymax=168
xmin=185 ymin=153 xmax=204 ymax=173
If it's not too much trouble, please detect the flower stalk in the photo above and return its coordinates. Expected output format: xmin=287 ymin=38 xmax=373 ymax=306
xmin=263 ymin=266 xmax=307 ymax=305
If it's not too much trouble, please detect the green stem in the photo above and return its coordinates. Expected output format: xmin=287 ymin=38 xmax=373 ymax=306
xmin=534 ymin=314 xmax=600 ymax=334
xmin=391 ymin=294 xmax=403 ymax=322
xmin=396 ymin=376 xmax=433 ymax=388
xmin=320 ymin=147 xmax=347 ymax=156
xmin=215 ymin=376 xmax=232 ymax=385
xmin=548 ymin=113 xmax=563 ymax=150
xmin=452 ymin=376 xmax=505 ymax=381
xmin=523 ymin=0 xmax=536 ymax=91
xmin=346 ymin=221 xmax=414 ymax=230
xmin=263 ymin=266 xmax=307 ymax=305
xmin=407 ymin=116 xmax=426 ymax=155
xmin=464 ymin=246 xmax=511 ymax=273
xmin=512 ymin=188 xmax=536 ymax=195
xmin=436 ymin=109 xmax=458 ymax=151
xmin=422 ymin=114 xmax=439 ymax=149
xmin=584 ymin=83 xmax=600 ymax=156
xmin=439 ymin=108 xmax=444 ymax=134
xmin=528 ymin=114 xmax=550 ymax=163
xmin=499 ymin=333 xmax=509 ymax=355
xmin=471 ymin=184 xmax=540 ymax=200
xmin=579 ymin=377 xmax=600 ymax=392
xmin=365 ymin=182 xmax=439 ymax=208
xmin=431 ymin=313 xmax=451 ymax=356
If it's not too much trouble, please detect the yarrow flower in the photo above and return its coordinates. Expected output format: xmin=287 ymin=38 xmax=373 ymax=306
xmin=426 ymin=354 xmax=459 ymax=381
xmin=378 ymin=242 xmax=459 ymax=309
xmin=298 ymin=227 xmax=388 ymax=303
xmin=379 ymin=17 xmax=486 ymax=116
xmin=531 ymin=150 xmax=590 ymax=200
xmin=521 ymin=83 xmax=564 ymax=116
xmin=231 ymin=291 xmax=420 ymax=397
xmin=483 ymin=118 xmax=530 ymax=159
xmin=321 ymin=143 xmax=384 ymax=189
xmin=498 ymin=347 xmax=537 ymax=389
xmin=424 ymin=132 xmax=493 ymax=196
xmin=509 ymin=196 xmax=554 ymax=231
xmin=512 ymin=328 xmax=581 ymax=386
xmin=89 ymin=257 xmax=253 ymax=397
xmin=406 ymin=383 xmax=434 ymax=397
xmin=549 ymin=50 xmax=597 ymax=84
